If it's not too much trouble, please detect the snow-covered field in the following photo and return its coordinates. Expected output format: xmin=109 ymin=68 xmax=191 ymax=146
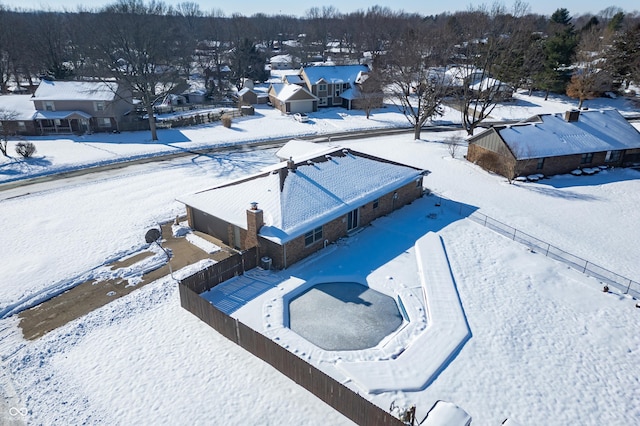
xmin=1 ymin=91 xmax=639 ymax=425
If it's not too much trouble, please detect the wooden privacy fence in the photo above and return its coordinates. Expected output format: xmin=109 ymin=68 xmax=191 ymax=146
xmin=179 ymin=249 xmax=403 ymax=426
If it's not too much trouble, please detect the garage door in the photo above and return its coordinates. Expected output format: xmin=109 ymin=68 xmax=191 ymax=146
xmin=289 ymin=100 xmax=313 ymax=113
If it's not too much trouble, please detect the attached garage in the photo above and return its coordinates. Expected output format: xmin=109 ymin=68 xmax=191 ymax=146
xmin=268 ymin=83 xmax=318 ymax=114
xmin=289 ymin=100 xmax=315 ymax=113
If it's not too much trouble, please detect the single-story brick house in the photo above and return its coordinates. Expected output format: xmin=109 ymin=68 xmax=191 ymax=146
xmin=177 ymin=141 xmax=428 ymax=269
xmin=467 ymin=109 xmax=640 ymax=178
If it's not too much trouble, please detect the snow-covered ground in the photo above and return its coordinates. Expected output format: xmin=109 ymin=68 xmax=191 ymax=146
xmin=1 ymin=91 xmax=639 ymax=425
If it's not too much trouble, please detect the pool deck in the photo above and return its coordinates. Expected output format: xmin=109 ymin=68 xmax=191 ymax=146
xmin=336 ymin=232 xmax=471 ymax=393
xmin=201 ymin=231 xmax=470 ymax=396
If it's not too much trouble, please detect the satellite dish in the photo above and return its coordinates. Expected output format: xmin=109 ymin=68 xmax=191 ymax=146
xmin=145 ymin=228 xmax=162 ymax=244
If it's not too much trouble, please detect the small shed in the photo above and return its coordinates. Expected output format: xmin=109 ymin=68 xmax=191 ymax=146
xmin=238 ymin=87 xmax=258 ymax=105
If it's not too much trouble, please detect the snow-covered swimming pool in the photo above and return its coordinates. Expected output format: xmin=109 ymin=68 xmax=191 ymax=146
xmin=287 ymin=282 xmax=403 ymax=351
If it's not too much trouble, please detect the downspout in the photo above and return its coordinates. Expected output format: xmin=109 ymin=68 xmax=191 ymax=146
xmin=283 ymin=243 xmax=287 ymax=269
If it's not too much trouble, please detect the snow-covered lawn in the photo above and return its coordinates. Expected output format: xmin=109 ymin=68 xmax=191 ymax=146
xmin=1 ymin=91 xmax=639 ymax=425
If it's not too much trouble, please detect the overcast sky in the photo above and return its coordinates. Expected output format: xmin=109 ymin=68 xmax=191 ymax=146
xmin=3 ymin=0 xmax=638 ymax=17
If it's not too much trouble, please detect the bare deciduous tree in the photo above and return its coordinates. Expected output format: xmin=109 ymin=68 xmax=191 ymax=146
xmin=383 ymin=27 xmax=448 ymax=140
xmin=567 ymin=30 xmax=612 ymax=108
xmin=90 ymin=0 xmax=186 ymax=141
xmin=445 ymin=136 xmax=461 ymax=158
xmin=0 ymin=108 xmax=18 ymax=156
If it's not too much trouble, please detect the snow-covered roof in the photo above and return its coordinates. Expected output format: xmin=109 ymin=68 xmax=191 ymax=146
xmin=33 ymin=80 xmax=119 ymax=102
xmin=34 ymin=110 xmax=92 ymax=120
xmin=302 ymin=65 xmax=369 ymax=85
xmin=0 ymin=94 xmax=37 ymax=120
xmin=486 ymin=109 xmax=640 ymax=159
xmin=270 ymin=54 xmax=292 ymax=63
xmin=273 ymin=84 xmax=316 ymax=102
xmin=340 ymin=87 xmax=359 ymax=100
xmin=238 ymin=87 xmax=254 ymax=96
xmin=177 ymin=147 xmax=424 ymax=244
xmin=275 ymin=139 xmax=337 ymax=161
xmin=282 ymin=74 xmax=305 ymax=85
xmin=470 ymin=77 xmax=511 ymax=92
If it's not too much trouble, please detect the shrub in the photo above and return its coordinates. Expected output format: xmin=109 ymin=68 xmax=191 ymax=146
xmin=221 ymin=114 xmax=232 ymax=128
xmin=15 ymin=141 xmax=36 ymax=158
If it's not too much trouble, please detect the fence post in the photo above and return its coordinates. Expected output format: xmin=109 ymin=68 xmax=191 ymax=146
xmin=483 ymin=215 xmax=487 ymax=226
xmin=626 ymin=280 xmax=632 ymax=294
xmin=545 ymin=244 xmax=550 ymax=257
xmin=512 ymin=228 xmax=517 ymax=241
xmin=583 ymin=261 xmax=588 ymax=273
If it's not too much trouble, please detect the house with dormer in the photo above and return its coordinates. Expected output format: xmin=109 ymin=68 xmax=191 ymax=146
xmin=178 ymin=141 xmax=427 ymax=269
xmin=298 ymin=65 xmax=377 ymax=109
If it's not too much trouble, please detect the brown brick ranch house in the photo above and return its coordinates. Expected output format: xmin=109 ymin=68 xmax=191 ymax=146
xmin=467 ymin=109 xmax=640 ymax=179
xmin=177 ymin=143 xmax=427 ymax=269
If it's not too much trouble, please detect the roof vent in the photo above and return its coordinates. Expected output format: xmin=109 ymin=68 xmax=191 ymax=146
xmin=250 ymin=202 xmax=259 ymax=210
xmin=564 ymin=110 xmax=580 ymax=122
xmin=325 ymin=154 xmax=332 ymax=160
xmin=342 ymin=148 xmax=349 ymax=154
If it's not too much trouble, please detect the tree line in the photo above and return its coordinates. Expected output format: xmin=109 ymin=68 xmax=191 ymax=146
xmin=0 ymin=0 xmax=638 ymax=139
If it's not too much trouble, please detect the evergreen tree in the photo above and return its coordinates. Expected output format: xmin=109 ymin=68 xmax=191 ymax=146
xmin=536 ymin=8 xmax=577 ymax=99
xmin=605 ymin=24 xmax=640 ymax=89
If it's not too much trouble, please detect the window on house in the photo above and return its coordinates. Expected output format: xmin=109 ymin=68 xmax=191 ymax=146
xmin=94 ymin=101 xmax=105 ymax=112
xmin=318 ymin=84 xmax=327 ymax=92
xmin=43 ymin=101 xmax=55 ymax=111
xmin=343 ymin=83 xmax=349 ymax=90
xmin=17 ymin=121 xmax=25 ymax=130
xmin=318 ymin=97 xmax=327 ymax=106
xmin=581 ymin=153 xmax=594 ymax=164
xmin=304 ymin=226 xmax=323 ymax=246
xmin=373 ymin=199 xmax=379 ymax=209
xmin=536 ymin=158 xmax=545 ymax=170
xmin=605 ymin=150 xmax=622 ymax=162
xmin=97 ymin=117 xmax=111 ymax=127
xmin=335 ymin=87 xmax=341 ymax=97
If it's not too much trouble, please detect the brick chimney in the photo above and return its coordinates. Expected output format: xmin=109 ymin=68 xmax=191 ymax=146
xmin=245 ymin=202 xmax=263 ymax=249
xmin=286 ymin=156 xmax=296 ymax=172
xmin=564 ymin=110 xmax=580 ymax=122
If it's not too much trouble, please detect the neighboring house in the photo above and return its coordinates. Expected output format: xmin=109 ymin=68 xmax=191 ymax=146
xmin=469 ymin=77 xmax=513 ymax=100
xmin=299 ymin=64 xmax=371 ymax=108
xmin=268 ymin=83 xmax=318 ymax=114
xmin=31 ymin=80 xmax=132 ymax=134
xmin=270 ymin=54 xmax=294 ymax=70
xmin=177 ymin=141 xmax=427 ymax=269
xmin=467 ymin=109 xmax=640 ymax=178
xmin=443 ymin=66 xmax=513 ymax=100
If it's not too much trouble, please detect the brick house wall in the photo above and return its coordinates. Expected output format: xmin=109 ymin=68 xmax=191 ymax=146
xmin=258 ymin=178 xmax=423 ymax=269
xmin=467 ymin=144 xmax=515 ymax=177
xmin=469 ymin=142 xmax=629 ymax=178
